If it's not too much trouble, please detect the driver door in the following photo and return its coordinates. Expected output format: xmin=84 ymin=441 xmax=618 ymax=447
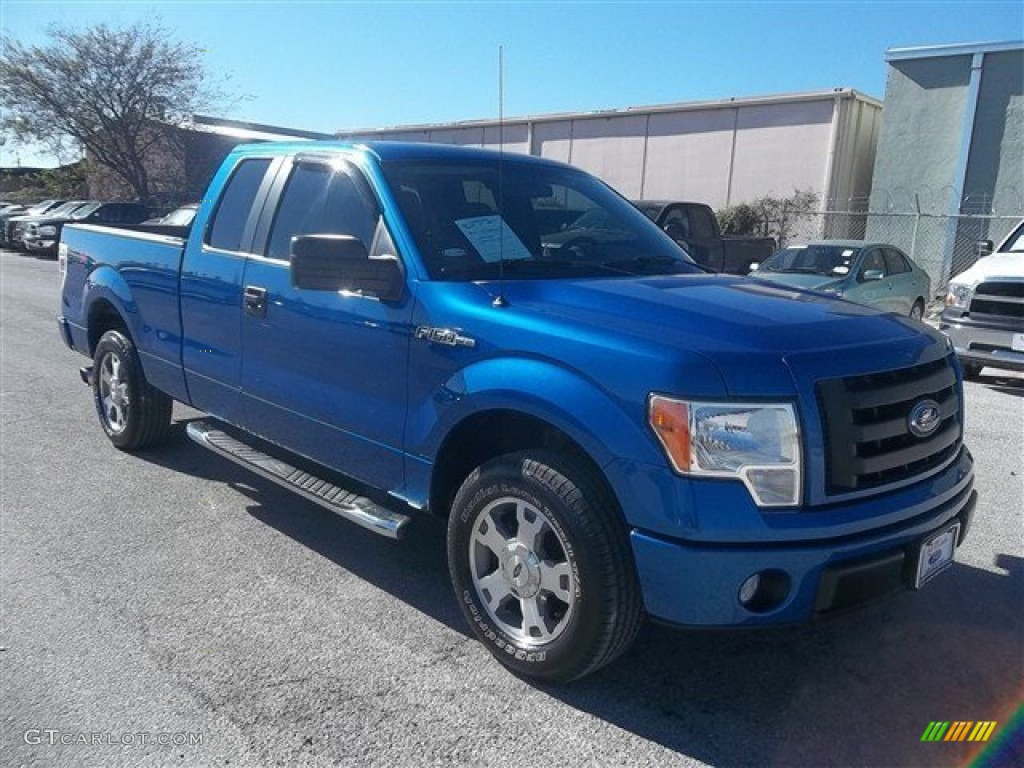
xmin=238 ymin=156 xmax=414 ymax=492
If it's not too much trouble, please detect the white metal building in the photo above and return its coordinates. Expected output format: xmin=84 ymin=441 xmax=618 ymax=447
xmin=338 ymin=89 xmax=883 ymax=209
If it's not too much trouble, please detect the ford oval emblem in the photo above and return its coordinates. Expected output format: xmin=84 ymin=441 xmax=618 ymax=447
xmin=908 ymin=399 xmax=942 ymax=438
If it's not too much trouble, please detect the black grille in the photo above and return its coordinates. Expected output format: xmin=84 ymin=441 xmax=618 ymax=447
xmin=817 ymin=355 xmax=962 ymax=495
xmin=970 ymin=281 xmax=1024 ymax=319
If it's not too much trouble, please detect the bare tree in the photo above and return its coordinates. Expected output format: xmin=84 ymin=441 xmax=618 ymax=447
xmin=0 ymin=22 xmax=230 ymax=202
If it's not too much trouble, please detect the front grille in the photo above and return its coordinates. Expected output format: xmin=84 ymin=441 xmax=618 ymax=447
xmin=817 ymin=355 xmax=962 ymax=495
xmin=969 ymin=281 xmax=1024 ymax=320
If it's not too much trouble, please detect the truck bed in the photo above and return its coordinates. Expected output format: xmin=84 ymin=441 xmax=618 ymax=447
xmin=60 ymin=222 xmax=190 ymax=401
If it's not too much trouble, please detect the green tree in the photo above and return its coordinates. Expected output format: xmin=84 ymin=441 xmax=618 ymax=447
xmin=0 ymin=22 xmax=230 ymax=203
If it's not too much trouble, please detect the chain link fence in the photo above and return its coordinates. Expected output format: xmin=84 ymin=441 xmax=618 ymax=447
xmin=772 ymin=209 xmax=1022 ymax=296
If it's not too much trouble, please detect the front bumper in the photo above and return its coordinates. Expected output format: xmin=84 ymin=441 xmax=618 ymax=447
xmin=627 ymin=447 xmax=975 ymax=627
xmin=24 ymin=238 xmax=57 ymax=255
xmin=940 ymin=311 xmax=1024 ymax=372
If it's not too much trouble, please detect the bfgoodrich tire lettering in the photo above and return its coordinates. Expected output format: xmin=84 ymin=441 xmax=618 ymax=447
xmin=448 ymin=450 xmax=643 ymax=681
xmin=92 ymin=330 xmax=173 ymax=451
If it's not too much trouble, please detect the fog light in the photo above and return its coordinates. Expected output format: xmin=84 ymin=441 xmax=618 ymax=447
xmin=738 ymin=569 xmax=791 ymax=613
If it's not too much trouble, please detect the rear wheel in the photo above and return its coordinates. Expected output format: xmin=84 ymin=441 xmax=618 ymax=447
xmin=447 ymin=450 xmax=643 ymax=682
xmin=93 ymin=330 xmax=173 ymax=450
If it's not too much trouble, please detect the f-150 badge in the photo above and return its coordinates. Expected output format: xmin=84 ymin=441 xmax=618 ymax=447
xmin=415 ymin=326 xmax=476 ymax=348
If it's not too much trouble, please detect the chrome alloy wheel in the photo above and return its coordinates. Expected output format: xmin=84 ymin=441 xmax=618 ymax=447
xmin=98 ymin=351 xmax=129 ymax=434
xmin=469 ymin=496 xmax=575 ymax=646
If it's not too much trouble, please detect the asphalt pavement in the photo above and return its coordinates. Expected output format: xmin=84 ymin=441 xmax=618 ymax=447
xmin=2 ymin=249 xmax=1021 ymax=767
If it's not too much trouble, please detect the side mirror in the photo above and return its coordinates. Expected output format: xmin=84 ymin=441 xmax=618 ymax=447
xmin=290 ymin=234 xmax=402 ymax=300
xmin=976 ymin=239 xmax=994 ymax=258
xmin=748 ymin=262 xmax=760 ymax=272
xmin=861 ymin=269 xmax=885 ymax=281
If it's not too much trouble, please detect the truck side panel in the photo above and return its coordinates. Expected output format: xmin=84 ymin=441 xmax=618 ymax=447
xmin=61 ymin=224 xmax=189 ymax=402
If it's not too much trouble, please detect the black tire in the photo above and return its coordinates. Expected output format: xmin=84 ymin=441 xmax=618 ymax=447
xmin=447 ymin=450 xmax=643 ymax=682
xmin=909 ymin=299 xmax=925 ymax=321
xmin=92 ymin=329 xmax=173 ymax=450
xmin=962 ymin=362 xmax=983 ymax=380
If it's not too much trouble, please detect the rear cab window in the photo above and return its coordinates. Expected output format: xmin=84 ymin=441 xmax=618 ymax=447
xmin=206 ymin=158 xmax=273 ymax=252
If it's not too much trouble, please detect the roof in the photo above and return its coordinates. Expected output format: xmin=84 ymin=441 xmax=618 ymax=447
xmin=886 ymin=40 xmax=1023 ymax=62
xmin=791 ymin=240 xmax=877 ymax=248
xmin=337 ymin=88 xmax=883 ymax=136
xmin=230 ymin=140 xmax=572 ymax=168
xmin=188 ymin=115 xmax=334 ymax=142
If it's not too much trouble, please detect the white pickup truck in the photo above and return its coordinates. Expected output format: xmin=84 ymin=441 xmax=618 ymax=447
xmin=940 ymin=219 xmax=1024 ymax=378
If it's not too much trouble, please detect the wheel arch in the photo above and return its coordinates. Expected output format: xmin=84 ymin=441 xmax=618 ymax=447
xmin=429 ymin=408 xmax=620 ymax=521
xmin=86 ymin=297 xmax=130 ymax=355
xmin=82 ymin=266 xmax=138 ymax=356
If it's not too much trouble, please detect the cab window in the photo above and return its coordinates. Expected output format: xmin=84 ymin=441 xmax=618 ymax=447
xmin=883 ymin=248 xmax=910 ymax=274
xmin=206 ymin=158 xmax=273 ymax=252
xmin=265 ymin=162 xmax=380 ymax=262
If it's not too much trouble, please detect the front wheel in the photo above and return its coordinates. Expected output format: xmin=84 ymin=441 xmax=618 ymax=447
xmin=447 ymin=450 xmax=643 ymax=682
xmin=93 ymin=330 xmax=173 ymax=450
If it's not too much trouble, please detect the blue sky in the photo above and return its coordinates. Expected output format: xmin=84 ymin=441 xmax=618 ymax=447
xmin=2 ymin=0 xmax=1022 ymax=166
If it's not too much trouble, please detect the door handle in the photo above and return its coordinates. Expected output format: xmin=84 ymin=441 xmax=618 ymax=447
xmin=244 ymin=285 xmax=267 ymax=318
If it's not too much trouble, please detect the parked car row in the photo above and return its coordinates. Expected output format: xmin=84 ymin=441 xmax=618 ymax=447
xmin=1 ymin=200 xmax=151 ymax=257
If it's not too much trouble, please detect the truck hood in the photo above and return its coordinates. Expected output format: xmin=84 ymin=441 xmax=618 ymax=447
xmin=499 ymin=274 xmax=935 ymax=396
xmin=949 ymin=252 xmax=1024 ymax=287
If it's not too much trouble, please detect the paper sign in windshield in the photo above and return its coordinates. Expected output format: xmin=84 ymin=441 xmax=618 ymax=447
xmin=455 ymin=215 xmax=532 ymax=263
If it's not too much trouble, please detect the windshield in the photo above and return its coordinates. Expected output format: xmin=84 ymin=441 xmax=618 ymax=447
xmin=1001 ymin=221 xmax=1024 ymax=253
xmin=71 ymin=203 xmax=102 ymax=219
xmin=47 ymin=201 xmax=89 ymax=217
xmin=381 ymin=159 xmax=699 ymax=280
xmin=27 ymin=200 xmax=58 ymax=214
xmin=760 ymin=244 xmax=862 ymax=277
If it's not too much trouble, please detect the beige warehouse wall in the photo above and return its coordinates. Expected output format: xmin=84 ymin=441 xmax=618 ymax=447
xmin=341 ymin=92 xmax=880 ymax=208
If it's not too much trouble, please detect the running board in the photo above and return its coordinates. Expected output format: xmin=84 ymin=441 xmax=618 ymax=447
xmin=186 ymin=420 xmax=411 ymax=539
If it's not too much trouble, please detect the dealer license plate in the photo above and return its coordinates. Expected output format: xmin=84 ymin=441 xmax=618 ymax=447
xmin=1011 ymin=333 xmax=1024 ymax=352
xmin=915 ymin=523 xmax=960 ymax=588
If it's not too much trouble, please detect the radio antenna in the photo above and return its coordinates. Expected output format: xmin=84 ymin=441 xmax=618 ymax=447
xmin=493 ymin=45 xmax=508 ymax=308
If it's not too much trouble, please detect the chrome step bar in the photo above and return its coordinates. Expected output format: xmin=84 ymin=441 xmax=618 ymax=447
xmin=186 ymin=420 xmax=411 ymax=539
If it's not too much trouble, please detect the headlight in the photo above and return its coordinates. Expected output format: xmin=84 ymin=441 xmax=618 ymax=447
xmin=38 ymin=225 xmax=57 ymax=236
xmin=945 ymin=283 xmax=972 ymax=308
xmin=648 ymin=396 xmax=802 ymax=507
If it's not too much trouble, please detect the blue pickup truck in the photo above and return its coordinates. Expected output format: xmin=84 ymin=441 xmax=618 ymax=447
xmin=58 ymin=142 xmax=976 ymax=681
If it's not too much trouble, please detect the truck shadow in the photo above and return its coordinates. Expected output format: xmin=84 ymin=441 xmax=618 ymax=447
xmin=976 ymin=374 xmax=1024 ymax=397
xmin=138 ymin=420 xmax=470 ymax=638
xmin=142 ymin=420 xmax=1021 ymax=767
xmin=543 ymin=553 xmax=1023 ymax=767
